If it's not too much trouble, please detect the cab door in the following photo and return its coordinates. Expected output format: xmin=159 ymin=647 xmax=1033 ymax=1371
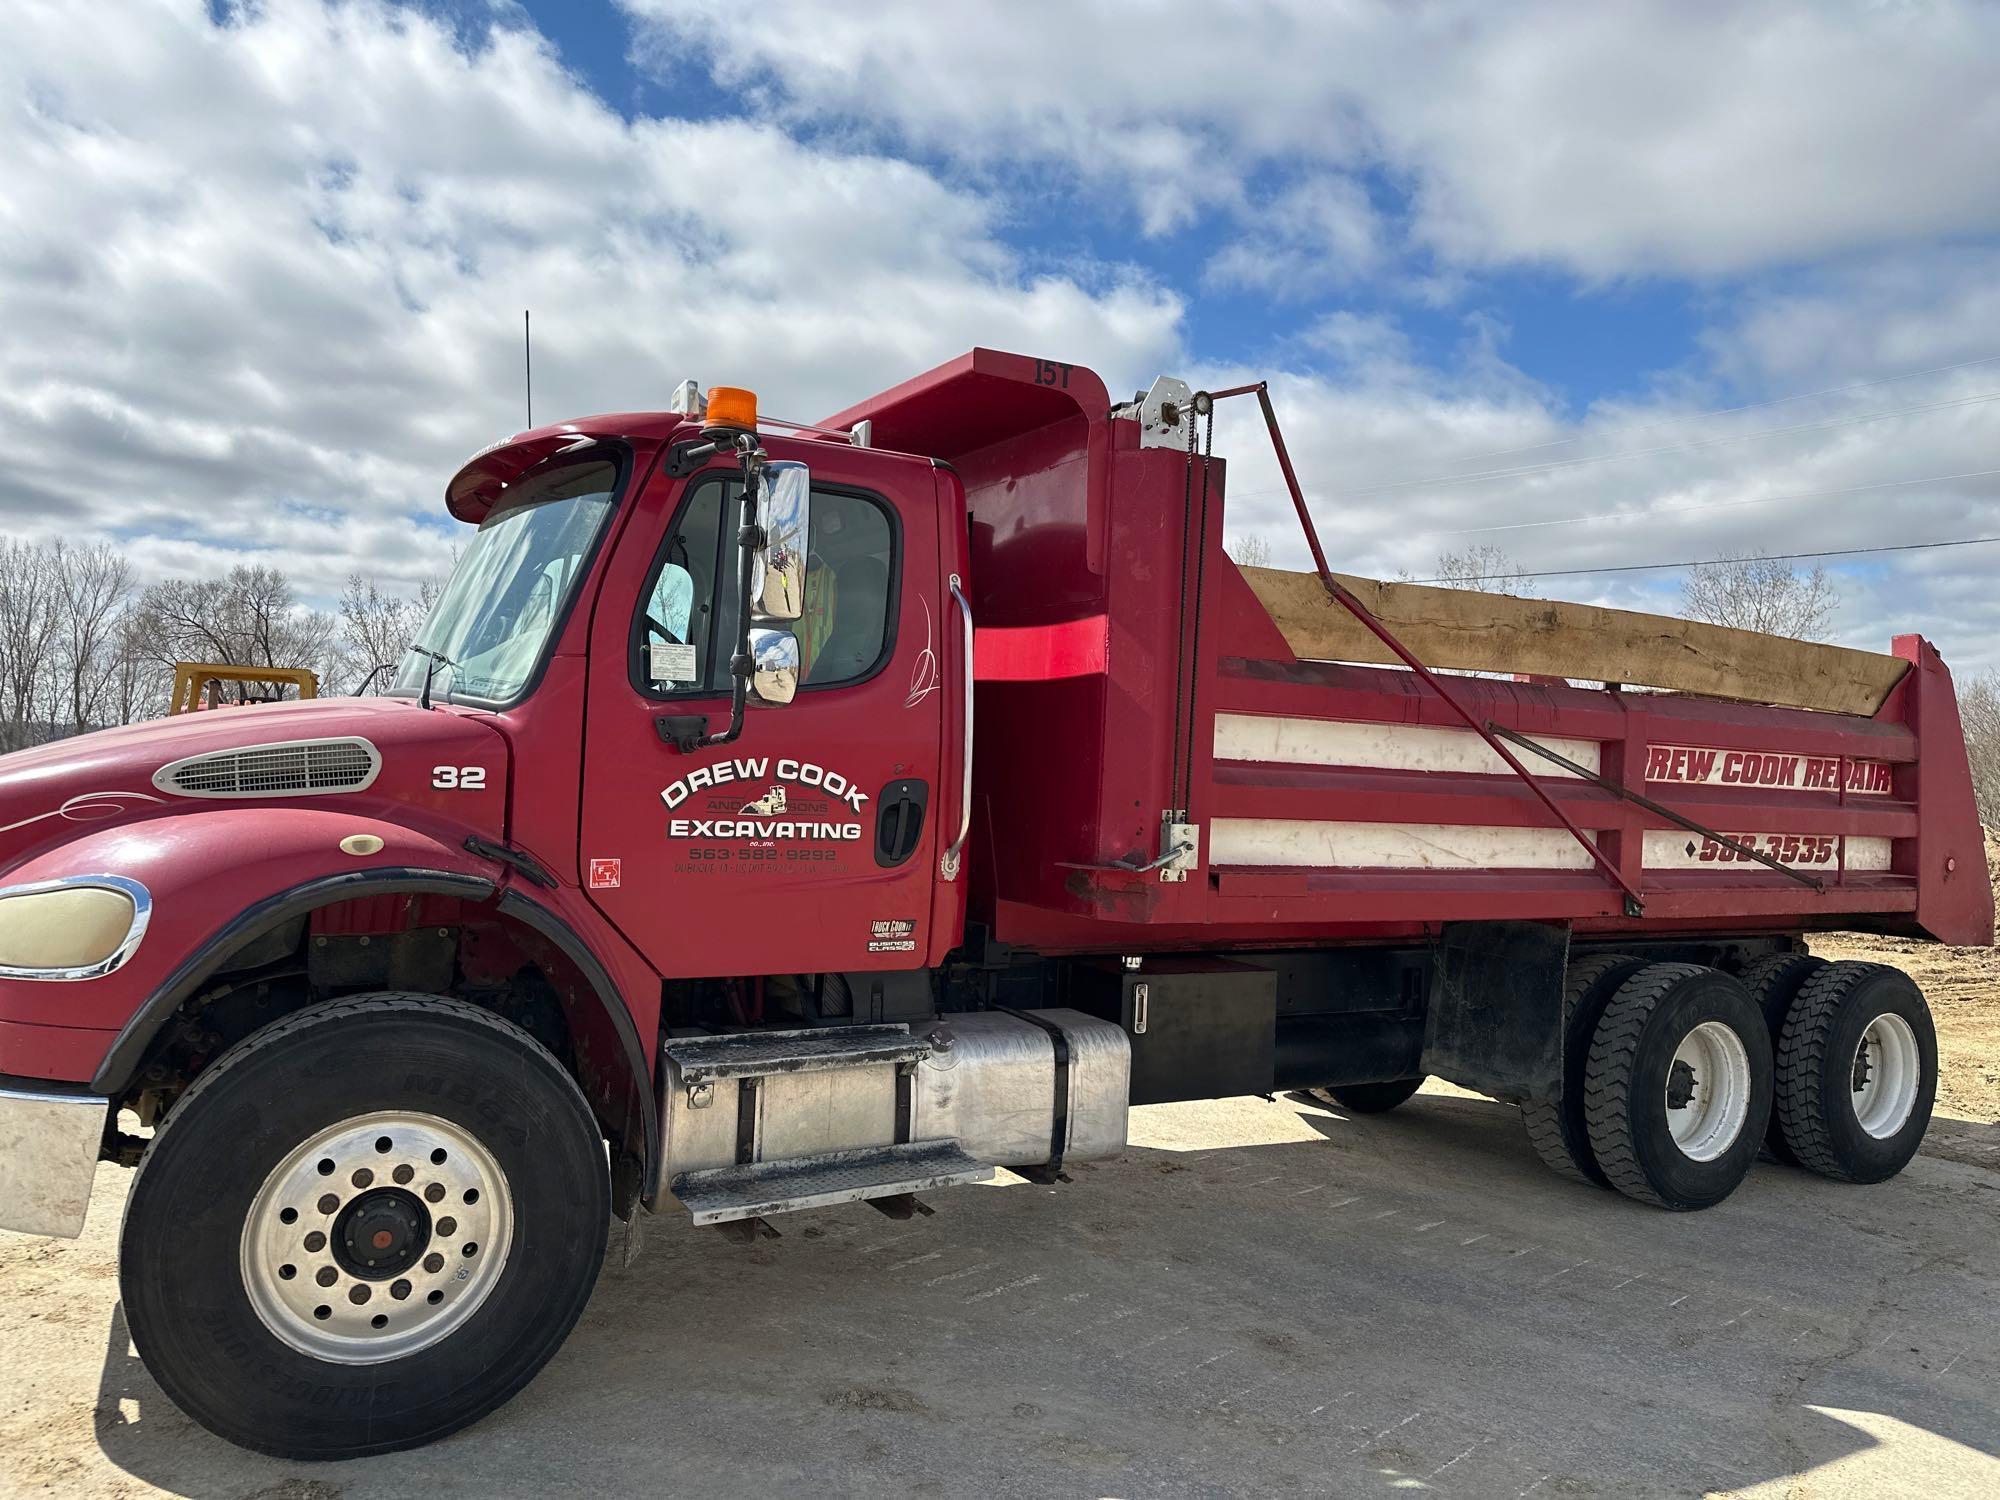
xmin=578 ymin=440 xmax=950 ymax=980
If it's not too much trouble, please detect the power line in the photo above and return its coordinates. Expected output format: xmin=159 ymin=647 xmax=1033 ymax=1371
xmin=1431 ymin=466 xmax=2000 ymax=539
xmin=1405 ymin=533 xmax=2000 ymax=585
xmin=1321 ymin=386 xmax=2000 ymax=500
xmin=1429 ymin=352 xmax=2000 ymax=467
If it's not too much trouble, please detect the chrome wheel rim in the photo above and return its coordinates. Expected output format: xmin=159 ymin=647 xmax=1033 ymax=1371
xmin=240 ymin=1110 xmax=513 ymax=1364
xmin=1664 ymin=1021 xmax=1751 ymax=1163
xmin=1852 ymin=1013 xmax=1922 ymax=1139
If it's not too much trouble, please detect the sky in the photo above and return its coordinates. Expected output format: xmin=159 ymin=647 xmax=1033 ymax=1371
xmin=4 ymin=0 xmax=1999 ymax=672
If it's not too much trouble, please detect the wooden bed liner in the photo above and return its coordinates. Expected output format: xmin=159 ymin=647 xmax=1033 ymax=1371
xmin=1240 ymin=566 xmax=1910 ymax=717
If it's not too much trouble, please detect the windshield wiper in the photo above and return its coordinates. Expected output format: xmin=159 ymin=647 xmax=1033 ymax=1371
xmin=407 ymin=644 xmax=459 ymax=710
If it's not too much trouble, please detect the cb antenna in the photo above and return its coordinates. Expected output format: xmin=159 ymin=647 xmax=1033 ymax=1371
xmin=523 ymin=309 xmax=533 ymax=428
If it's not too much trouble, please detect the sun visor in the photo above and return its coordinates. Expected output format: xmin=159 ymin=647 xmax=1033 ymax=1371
xmin=445 ymin=431 xmax=600 ymax=523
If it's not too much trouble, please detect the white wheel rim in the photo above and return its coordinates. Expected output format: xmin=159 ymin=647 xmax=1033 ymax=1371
xmin=240 ymin=1110 xmax=513 ymax=1365
xmin=1664 ymin=1021 xmax=1752 ymax=1162
xmin=1851 ymin=1013 xmax=1922 ymax=1139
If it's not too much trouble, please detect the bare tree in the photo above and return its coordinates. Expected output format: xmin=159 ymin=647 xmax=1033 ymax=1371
xmin=51 ymin=542 xmax=135 ymax=736
xmin=105 ymin=611 xmax=153 ymax=728
xmin=0 ymin=545 xmax=448 ymax=745
xmin=339 ymin=574 xmax=441 ymax=694
xmin=1403 ymin=545 xmax=1538 ymax=596
xmin=1679 ymin=555 xmax=1838 ymax=641
xmin=0 ymin=540 xmax=61 ymax=751
xmin=132 ymin=566 xmax=341 ymax=704
xmin=1225 ymin=533 xmax=1272 ymax=569
xmin=1959 ymin=671 xmax=2000 ymax=830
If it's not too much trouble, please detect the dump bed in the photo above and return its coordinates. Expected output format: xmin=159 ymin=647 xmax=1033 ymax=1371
xmin=824 ymin=350 xmax=1994 ymax=954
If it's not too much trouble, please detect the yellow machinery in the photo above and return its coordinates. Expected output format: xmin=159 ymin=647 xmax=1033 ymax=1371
xmin=168 ymin=663 xmax=319 ymax=715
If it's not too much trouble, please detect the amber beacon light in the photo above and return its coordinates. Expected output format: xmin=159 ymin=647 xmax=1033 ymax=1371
xmin=703 ymin=386 xmax=758 ymax=433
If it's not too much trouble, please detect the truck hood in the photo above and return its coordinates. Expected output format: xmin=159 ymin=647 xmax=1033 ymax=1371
xmin=0 ymin=698 xmax=508 ymax=876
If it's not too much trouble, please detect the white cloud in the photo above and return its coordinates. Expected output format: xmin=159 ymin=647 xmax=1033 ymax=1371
xmin=4 ymin=0 xmax=1998 ymax=685
xmin=1205 ymin=176 xmax=1382 ymax=297
xmin=627 ymin=0 xmax=2000 ymax=280
xmin=0 ymin=0 xmax=1181 ymax=600
xmin=1199 ymin=257 xmax=2000 ymax=672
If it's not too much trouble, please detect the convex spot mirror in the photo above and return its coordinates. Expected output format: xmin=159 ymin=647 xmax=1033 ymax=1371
xmin=750 ymin=461 xmax=809 ymax=623
xmin=749 ymin=627 xmax=799 ymax=705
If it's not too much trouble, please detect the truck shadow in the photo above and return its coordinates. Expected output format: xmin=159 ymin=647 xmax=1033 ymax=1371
xmin=91 ymin=1090 xmax=1999 ymax=1497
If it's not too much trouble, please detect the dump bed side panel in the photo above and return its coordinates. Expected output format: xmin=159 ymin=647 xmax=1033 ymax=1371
xmin=825 ymin=350 xmax=1992 ymax=954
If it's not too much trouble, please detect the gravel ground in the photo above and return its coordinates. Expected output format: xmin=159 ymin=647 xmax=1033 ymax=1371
xmin=4 ymin=1083 xmax=1997 ymax=1499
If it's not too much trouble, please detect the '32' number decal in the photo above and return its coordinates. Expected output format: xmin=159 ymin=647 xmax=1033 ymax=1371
xmin=432 ymin=765 xmax=488 ymax=790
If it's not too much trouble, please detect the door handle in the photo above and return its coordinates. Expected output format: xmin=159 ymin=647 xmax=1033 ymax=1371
xmin=874 ymin=778 xmax=930 ymax=868
xmin=940 ymin=576 xmax=973 ymax=881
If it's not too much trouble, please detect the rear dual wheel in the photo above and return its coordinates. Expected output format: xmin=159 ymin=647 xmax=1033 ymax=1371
xmin=1774 ymin=961 xmax=1936 ymax=1184
xmin=1521 ymin=953 xmax=1646 ymax=1186
xmin=1581 ymin=963 xmax=1773 ymax=1211
xmin=1523 ymin=958 xmax=1772 ymax=1208
xmin=121 ymin=994 xmax=609 ymax=1459
xmin=1736 ymin=951 xmax=1826 ymax=1164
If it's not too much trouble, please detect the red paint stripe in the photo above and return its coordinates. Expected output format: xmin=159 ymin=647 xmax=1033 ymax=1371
xmin=975 ymin=616 xmax=1109 ymax=681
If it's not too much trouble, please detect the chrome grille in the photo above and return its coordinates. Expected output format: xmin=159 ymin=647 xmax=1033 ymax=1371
xmin=155 ymin=738 xmax=381 ymax=798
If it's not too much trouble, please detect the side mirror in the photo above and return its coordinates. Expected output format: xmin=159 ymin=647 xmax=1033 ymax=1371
xmin=750 ymin=461 xmax=810 ymax=622
xmin=748 ymin=627 xmax=799 ymax=705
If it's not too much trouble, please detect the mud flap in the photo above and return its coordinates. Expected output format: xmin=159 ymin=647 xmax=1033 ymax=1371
xmin=1420 ymin=921 xmax=1570 ymax=1104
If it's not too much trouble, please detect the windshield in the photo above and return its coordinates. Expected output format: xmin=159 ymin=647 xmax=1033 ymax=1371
xmin=392 ymin=457 xmax=621 ymax=705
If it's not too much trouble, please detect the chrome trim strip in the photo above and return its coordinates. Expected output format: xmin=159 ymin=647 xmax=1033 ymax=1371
xmin=940 ymin=575 xmax=973 ymax=881
xmin=151 ymin=736 xmax=383 ymax=799
xmin=0 ymin=873 xmax=152 ymax=981
xmin=0 ymin=1083 xmax=109 ymax=1238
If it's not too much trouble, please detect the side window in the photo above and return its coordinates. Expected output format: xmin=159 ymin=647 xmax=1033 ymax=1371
xmin=635 ymin=477 xmax=896 ymax=695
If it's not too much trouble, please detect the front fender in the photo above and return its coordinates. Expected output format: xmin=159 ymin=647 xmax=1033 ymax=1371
xmin=0 ymin=808 xmax=496 ymax=1082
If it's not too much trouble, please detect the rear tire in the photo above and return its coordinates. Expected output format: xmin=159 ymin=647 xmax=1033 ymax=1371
xmin=1521 ymin=953 xmax=1647 ymax=1186
xmin=1583 ymin=964 xmax=1772 ymax=1211
xmin=1310 ymin=1076 xmax=1426 ymax=1114
xmin=1735 ymin=952 xmax=1826 ymax=1166
xmin=121 ymin=994 xmax=610 ymax=1459
xmin=1775 ymin=961 xmax=1936 ymax=1184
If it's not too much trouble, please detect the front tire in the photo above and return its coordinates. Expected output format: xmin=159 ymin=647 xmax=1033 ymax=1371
xmin=121 ymin=994 xmax=610 ymax=1459
xmin=1775 ymin=962 xmax=1936 ymax=1184
xmin=1583 ymin=964 xmax=1773 ymax=1211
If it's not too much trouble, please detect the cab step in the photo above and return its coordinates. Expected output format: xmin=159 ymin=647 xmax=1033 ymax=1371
xmin=662 ymin=1023 xmax=932 ymax=1084
xmin=670 ymin=1139 xmax=992 ymax=1226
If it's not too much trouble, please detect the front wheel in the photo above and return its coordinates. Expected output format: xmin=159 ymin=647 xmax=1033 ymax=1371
xmin=121 ymin=994 xmax=610 ymax=1459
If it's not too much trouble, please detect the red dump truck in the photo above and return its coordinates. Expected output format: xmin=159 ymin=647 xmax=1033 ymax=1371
xmin=0 ymin=350 xmax=1988 ymax=1457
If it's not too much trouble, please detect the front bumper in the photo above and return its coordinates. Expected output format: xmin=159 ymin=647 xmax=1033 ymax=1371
xmin=0 ymin=1078 xmax=108 ymax=1238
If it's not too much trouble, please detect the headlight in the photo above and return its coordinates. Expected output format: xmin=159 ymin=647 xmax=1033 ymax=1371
xmin=0 ymin=875 xmax=151 ymax=980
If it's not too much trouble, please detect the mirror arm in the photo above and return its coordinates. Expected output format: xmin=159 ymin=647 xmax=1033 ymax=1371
xmin=692 ymin=436 xmax=764 ymax=751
